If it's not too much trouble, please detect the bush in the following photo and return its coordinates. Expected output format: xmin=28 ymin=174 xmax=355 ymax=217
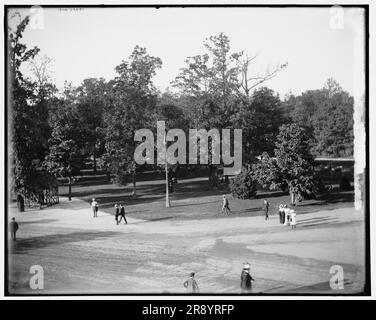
xmin=229 ymin=166 xmax=257 ymax=199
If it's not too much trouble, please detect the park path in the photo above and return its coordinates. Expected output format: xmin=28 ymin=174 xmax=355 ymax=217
xmin=7 ymin=197 xmax=366 ymax=295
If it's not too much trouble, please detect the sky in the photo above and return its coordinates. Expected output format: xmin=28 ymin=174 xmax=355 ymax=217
xmin=9 ymin=6 xmax=365 ymax=97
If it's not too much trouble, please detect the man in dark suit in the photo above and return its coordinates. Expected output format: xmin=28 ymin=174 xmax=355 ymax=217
xmin=119 ymin=204 xmax=127 ymax=224
xmin=240 ymin=263 xmax=254 ymax=293
xmin=114 ymin=204 xmax=120 ymax=225
xmin=9 ymin=217 xmax=19 ymax=241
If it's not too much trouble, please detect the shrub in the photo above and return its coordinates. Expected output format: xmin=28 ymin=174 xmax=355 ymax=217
xmin=229 ymin=166 xmax=257 ymax=199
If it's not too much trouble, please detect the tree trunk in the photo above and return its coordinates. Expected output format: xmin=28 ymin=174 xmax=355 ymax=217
xmin=290 ymin=189 xmax=296 ymax=206
xmin=68 ymin=179 xmax=72 ymax=201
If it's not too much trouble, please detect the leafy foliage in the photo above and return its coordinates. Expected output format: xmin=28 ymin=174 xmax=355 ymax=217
xmin=102 ymin=46 xmax=162 ymax=185
xmin=229 ymin=166 xmax=257 ymax=199
xmin=253 ymin=124 xmax=315 ymax=197
xmin=287 ymin=79 xmax=353 ymax=157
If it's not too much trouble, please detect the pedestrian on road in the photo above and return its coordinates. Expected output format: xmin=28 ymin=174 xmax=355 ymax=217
xmin=183 ymin=272 xmax=199 ymax=294
xmin=240 ymin=262 xmax=254 ymax=293
xmin=278 ymin=204 xmax=284 ymax=224
xmin=114 ymin=204 xmax=120 ymax=225
xmin=91 ymin=198 xmax=98 ymax=218
xmin=222 ymin=195 xmax=232 ymax=216
xmin=290 ymin=209 xmax=297 ymax=229
xmin=263 ymin=199 xmax=270 ymax=220
xmin=118 ymin=204 xmax=127 ymax=224
xmin=9 ymin=217 xmax=19 ymax=241
xmin=281 ymin=204 xmax=288 ymax=224
xmin=284 ymin=207 xmax=292 ymax=226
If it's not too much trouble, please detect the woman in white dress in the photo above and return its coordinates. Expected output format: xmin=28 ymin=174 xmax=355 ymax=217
xmin=290 ymin=210 xmax=297 ymax=229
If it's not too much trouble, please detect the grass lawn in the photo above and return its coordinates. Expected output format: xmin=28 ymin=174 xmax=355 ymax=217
xmin=59 ymin=176 xmax=354 ymax=221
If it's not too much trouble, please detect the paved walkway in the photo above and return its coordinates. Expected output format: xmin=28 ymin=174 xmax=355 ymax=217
xmin=7 ymin=197 xmax=366 ymax=295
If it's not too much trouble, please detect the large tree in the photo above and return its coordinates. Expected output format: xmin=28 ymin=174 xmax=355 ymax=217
xmin=253 ymin=124 xmax=315 ymax=205
xmin=103 ymin=46 xmax=162 ymax=194
xmin=230 ymin=87 xmax=286 ymax=164
xmin=75 ymin=77 xmax=108 ymax=172
xmin=43 ymin=88 xmax=86 ymax=200
xmin=288 ymin=79 xmax=354 ymax=157
xmin=8 ymin=13 xmax=42 ymax=196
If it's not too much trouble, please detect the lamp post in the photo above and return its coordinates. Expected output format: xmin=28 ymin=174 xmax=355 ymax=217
xmin=164 ymin=133 xmax=170 ymax=208
xmin=165 ymin=134 xmax=170 ymax=208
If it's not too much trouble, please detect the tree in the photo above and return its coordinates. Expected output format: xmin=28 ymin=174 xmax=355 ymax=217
xmin=103 ymin=46 xmax=162 ymax=195
xmin=253 ymin=124 xmax=315 ymax=205
xmin=288 ymin=79 xmax=354 ymax=157
xmin=26 ymin=54 xmax=57 ymax=161
xmin=8 ymin=13 xmax=41 ymax=199
xmin=43 ymin=100 xmax=86 ymax=200
xmin=229 ymin=87 xmax=286 ymax=164
xmin=234 ymin=52 xmax=288 ymax=98
xmin=172 ymin=33 xmax=288 ymax=185
xmin=75 ymin=78 xmax=108 ymax=172
xmin=229 ymin=165 xmax=257 ymax=199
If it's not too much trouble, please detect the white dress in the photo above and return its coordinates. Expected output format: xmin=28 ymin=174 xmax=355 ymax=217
xmin=290 ymin=212 xmax=297 ymax=226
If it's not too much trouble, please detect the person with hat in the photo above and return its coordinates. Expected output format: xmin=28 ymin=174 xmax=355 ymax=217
xmin=278 ymin=204 xmax=284 ymax=224
xmin=183 ymin=272 xmax=199 ymax=294
xmin=284 ymin=207 xmax=292 ymax=226
xmin=91 ymin=198 xmax=98 ymax=218
xmin=114 ymin=204 xmax=120 ymax=225
xmin=9 ymin=217 xmax=19 ymax=241
xmin=263 ymin=199 xmax=270 ymax=221
xmin=240 ymin=263 xmax=255 ymax=293
xmin=118 ymin=204 xmax=128 ymax=224
xmin=222 ymin=195 xmax=232 ymax=216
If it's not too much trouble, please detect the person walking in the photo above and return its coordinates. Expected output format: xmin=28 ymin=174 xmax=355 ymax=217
xmin=118 ymin=204 xmax=127 ymax=224
xmin=183 ymin=272 xmax=199 ymax=294
xmin=281 ymin=204 xmax=288 ymax=224
xmin=278 ymin=204 xmax=284 ymax=224
xmin=91 ymin=198 xmax=98 ymax=218
xmin=284 ymin=207 xmax=292 ymax=226
xmin=9 ymin=217 xmax=19 ymax=241
xmin=114 ymin=204 xmax=120 ymax=225
xmin=240 ymin=263 xmax=254 ymax=293
xmin=263 ymin=199 xmax=270 ymax=220
xmin=222 ymin=195 xmax=232 ymax=216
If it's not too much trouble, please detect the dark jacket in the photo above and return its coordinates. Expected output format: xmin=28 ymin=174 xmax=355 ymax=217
xmin=240 ymin=270 xmax=254 ymax=289
xmin=120 ymin=206 xmax=125 ymax=216
xmin=9 ymin=221 xmax=19 ymax=233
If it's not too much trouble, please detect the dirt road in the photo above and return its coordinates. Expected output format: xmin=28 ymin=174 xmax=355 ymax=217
xmin=7 ymin=197 xmax=366 ymax=295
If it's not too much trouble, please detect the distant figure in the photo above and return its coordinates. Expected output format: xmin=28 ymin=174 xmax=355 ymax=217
xmin=284 ymin=207 xmax=292 ymax=226
xmin=240 ymin=263 xmax=254 ymax=293
xmin=114 ymin=204 xmax=120 ymax=225
xmin=290 ymin=209 xmax=297 ymax=229
xmin=118 ymin=204 xmax=127 ymax=224
xmin=263 ymin=199 xmax=270 ymax=220
xmin=281 ymin=204 xmax=288 ymax=224
xmin=91 ymin=198 xmax=98 ymax=218
xmin=9 ymin=217 xmax=19 ymax=241
xmin=278 ymin=204 xmax=284 ymax=224
xmin=16 ymin=194 xmax=24 ymax=212
xmin=222 ymin=195 xmax=232 ymax=216
xmin=183 ymin=272 xmax=199 ymax=294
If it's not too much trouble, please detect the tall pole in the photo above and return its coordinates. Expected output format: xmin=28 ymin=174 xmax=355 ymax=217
xmin=165 ymin=134 xmax=170 ymax=208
